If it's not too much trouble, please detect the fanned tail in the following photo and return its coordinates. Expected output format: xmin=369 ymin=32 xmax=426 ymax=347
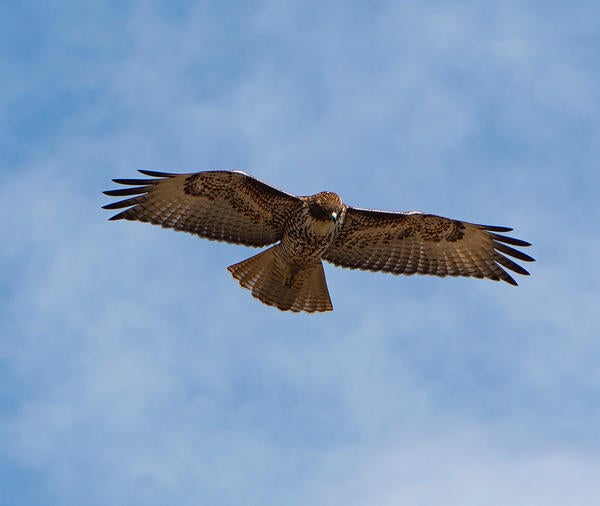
xmin=227 ymin=245 xmax=333 ymax=313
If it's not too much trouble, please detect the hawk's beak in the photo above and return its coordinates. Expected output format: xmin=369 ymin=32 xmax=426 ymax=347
xmin=331 ymin=211 xmax=338 ymax=222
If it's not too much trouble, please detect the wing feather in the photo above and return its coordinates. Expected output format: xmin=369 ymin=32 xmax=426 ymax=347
xmin=493 ymin=242 xmax=534 ymax=262
xmin=324 ymin=207 xmax=534 ymax=285
xmin=103 ymin=186 xmax=152 ymax=197
xmin=102 ymin=170 xmax=301 ymax=247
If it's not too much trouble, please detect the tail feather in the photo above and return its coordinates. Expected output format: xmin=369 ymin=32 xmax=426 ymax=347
xmin=227 ymin=245 xmax=333 ymax=313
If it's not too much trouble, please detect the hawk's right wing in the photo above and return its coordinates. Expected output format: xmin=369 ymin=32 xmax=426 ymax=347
xmin=103 ymin=170 xmax=301 ymax=247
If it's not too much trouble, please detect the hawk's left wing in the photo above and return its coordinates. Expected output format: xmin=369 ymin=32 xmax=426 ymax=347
xmin=324 ymin=207 xmax=534 ymax=285
xmin=103 ymin=170 xmax=301 ymax=247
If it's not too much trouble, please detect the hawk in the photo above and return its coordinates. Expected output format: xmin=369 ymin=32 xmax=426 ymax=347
xmin=103 ymin=170 xmax=534 ymax=313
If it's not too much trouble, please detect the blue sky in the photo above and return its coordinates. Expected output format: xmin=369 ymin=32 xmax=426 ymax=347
xmin=1 ymin=1 xmax=599 ymax=504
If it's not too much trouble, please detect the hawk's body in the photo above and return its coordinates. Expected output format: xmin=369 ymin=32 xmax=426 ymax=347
xmin=103 ymin=170 xmax=534 ymax=312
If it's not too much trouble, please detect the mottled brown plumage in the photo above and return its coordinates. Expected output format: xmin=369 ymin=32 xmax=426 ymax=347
xmin=103 ymin=170 xmax=534 ymax=312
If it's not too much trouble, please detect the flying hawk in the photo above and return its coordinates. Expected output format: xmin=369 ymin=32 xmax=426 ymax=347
xmin=103 ymin=170 xmax=534 ymax=313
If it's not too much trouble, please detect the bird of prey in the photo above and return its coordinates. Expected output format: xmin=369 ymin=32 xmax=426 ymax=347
xmin=103 ymin=170 xmax=534 ymax=313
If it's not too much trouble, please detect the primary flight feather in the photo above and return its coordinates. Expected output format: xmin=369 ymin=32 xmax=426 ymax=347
xmin=103 ymin=170 xmax=534 ymax=312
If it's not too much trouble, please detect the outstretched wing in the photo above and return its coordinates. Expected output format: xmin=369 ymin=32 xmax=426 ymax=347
xmin=324 ymin=207 xmax=534 ymax=285
xmin=103 ymin=170 xmax=301 ymax=247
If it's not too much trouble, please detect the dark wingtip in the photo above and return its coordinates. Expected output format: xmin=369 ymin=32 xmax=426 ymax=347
xmin=480 ymin=224 xmax=513 ymax=232
xmin=103 ymin=187 xmax=149 ymax=197
xmin=112 ymin=178 xmax=160 ymax=186
xmin=495 ymin=252 xmax=531 ymax=276
xmin=102 ymin=202 xmax=125 ymax=210
xmin=494 ymin=242 xmax=535 ymax=262
xmin=138 ymin=169 xmax=176 ymax=177
xmin=103 ymin=172 xmax=166 ymax=219
xmin=491 ymin=233 xmax=531 ymax=247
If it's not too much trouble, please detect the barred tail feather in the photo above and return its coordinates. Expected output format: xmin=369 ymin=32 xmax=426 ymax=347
xmin=227 ymin=245 xmax=333 ymax=313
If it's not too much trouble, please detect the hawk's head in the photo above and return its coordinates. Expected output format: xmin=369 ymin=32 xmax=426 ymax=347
xmin=307 ymin=192 xmax=344 ymax=222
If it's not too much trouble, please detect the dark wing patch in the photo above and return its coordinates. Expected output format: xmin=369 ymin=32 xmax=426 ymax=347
xmin=324 ymin=207 xmax=534 ymax=285
xmin=103 ymin=170 xmax=301 ymax=247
